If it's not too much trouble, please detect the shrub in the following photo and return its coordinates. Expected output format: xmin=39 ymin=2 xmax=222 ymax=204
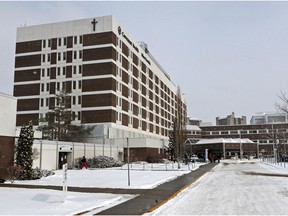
xmin=87 ymin=156 xmax=122 ymax=168
xmin=31 ymin=167 xmax=54 ymax=180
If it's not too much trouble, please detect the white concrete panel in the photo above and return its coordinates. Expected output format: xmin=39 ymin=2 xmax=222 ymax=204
xmin=0 ymin=93 xmax=17 ymax=137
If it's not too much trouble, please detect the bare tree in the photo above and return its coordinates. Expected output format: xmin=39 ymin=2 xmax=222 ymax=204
xmin=174 ymin=86 xmax=187 ymax=168
xmin=275 ymin=90 xmax=288 ymax=115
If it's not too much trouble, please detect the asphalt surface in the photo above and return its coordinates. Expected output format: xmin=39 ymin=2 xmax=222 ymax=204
xmin=0 ymin=162 xmax=218 ymax=215
xmin=98 ymin=162 xmax=218 ymax=215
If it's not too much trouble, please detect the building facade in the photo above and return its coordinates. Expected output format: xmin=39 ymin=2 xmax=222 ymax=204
xmin=200 ymin=123 xmax=288 ymax=156
xmin=250 ymin=112 xmax=288 ymax=125
xmin=0 ymin=93 xmax=17 ymax=178
xmin=13 ymin=16 xmax=186 ymax=161
xmin=216 ymin=112 xmax=246 ymax=126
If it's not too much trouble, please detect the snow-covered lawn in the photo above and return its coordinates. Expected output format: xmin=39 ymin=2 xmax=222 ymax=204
xmin=12 ymin=162 xmax=196 ymax=189
xmin=3 ymin=160 xmax=288 ymax=215
xmin=0 ymin=162 xmax=201 ymax=215
xmin=146 ymin=159 xmax=288 ymax=215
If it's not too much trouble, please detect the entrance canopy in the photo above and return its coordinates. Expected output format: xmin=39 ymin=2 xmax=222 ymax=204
xmin=195 ymin=138 xmax=254 ymax=145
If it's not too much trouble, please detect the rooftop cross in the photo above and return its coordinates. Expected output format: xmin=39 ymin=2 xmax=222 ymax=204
xmin=91 ymin=18 xmax=98 ymax=31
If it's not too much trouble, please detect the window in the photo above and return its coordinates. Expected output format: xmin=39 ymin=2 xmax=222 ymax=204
xmin=74 ymin=51 xmax=77 ymax=59
xmin=78 ymin=80 xmax=82 ymax=89
xmin=42 ymin=40 xmax=46 ymax=48
xmin=78 ymin=111 xmax=81 ymax=121
xmin=47 ymin=68 xmax=50 ymax=77
xmin=58 ymin=52 xmax=61 ymax=61
xmin=63 ymin=52 xmax=66 ymax=61
xmin=40 ymin=98 xmax=44 ymax=107
xmin=79 ymin=35 xmax=83 ymax=44
xmin=56 ymin=82 xmax=60 ymax=90
xmin=58 ymin=38 xmax=61 ymax=46
xmin=47 ymin=53 xmax=50 ymax=62
xmin=46 ymin=83 xmax=49 ymax=92
xmin=74 ymin=36 xmax=77 ymax=44
xmin=62 ymin=67 xmax=66 ymax=76
xmin=41 ymin=69 xmax=45 ymax=77
xmin=73 ymin=81 xmax=76 ymax=89
xmin=73 ymin=65 xmax=77 ymax=74
xmin=46 ymin=98 xmax=49 ymax=107
xmin=42 ymin=54 xmax=45 ymax=62
xmin=72 ymin=96 xmax=76 ymax=105
xmin=79 ymin=50 xmax=82 ymax=59
xmin=78 ymin=96 xmax=81 ymax=105
xmin=79 ymin=65 xmax=82 ymax=74
xmin=48 ymin=39 xmax=51 ymax=48
xmin=64 ymin=38 xmax=67 ymax=46
xmin=57 ymin=67 xmax=61 ymax=76
xmin=41 ymin=83 xmax=44 ymax=92
xmin=117 ymin=97 xmax=122 ymax=106
xmin=117 ymin=112 xmax=122 ymax=122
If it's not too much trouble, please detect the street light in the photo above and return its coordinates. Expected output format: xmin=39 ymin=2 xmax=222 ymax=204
xmin=239 ymin=129 xmax=243 ymax=160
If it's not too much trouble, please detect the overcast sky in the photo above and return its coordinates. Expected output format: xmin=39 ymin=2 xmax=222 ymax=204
xmin=1 ymin=1 xmax=288 ymax=124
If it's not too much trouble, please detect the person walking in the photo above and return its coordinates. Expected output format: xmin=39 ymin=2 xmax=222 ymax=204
xmin=81 ymin=156 xmax=88 ymax=169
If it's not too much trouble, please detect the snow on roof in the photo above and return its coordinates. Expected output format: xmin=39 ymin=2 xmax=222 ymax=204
xmin=196 ymin=138 xmax=254 ymax=145
xmin=186 ymin=125 xmax=201 ymax=131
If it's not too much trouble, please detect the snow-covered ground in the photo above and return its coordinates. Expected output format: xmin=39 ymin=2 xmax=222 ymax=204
xmin=146 ymin=159 xmax=288 ymax=215
xmin=0 ymin=162 xmax=201 ymax=215
xmin=2 ymin=160 xmax=288 ymax=215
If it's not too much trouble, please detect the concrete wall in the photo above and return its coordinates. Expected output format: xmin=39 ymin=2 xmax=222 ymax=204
xmin=0 ymin=93 xmax=17 ymax=178
xmin=32 ymin=140 xmax=124 ymax=170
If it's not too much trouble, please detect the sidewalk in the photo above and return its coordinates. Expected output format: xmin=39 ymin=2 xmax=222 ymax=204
xmin=96 ymin=162 xmax=218 ymax=215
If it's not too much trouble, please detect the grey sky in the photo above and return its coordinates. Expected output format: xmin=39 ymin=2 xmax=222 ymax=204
xmin=1 ymin=1 xmax=288 ymax=124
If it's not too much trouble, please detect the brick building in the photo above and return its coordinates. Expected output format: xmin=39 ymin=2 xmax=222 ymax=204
xmin=13 ymin=15 xmax=187 ymax=161
xmin=185 ymin=123 xmax=288 ymax=158
xmin=0 ymin=93 xmax=17 ymax=178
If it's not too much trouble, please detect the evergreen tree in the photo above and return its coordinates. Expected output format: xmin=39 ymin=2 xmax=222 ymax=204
xmin=15 ymin=121 xmax=34 ymax=180
xmin=166 ymin=123 xmax=176 ymax=161
xmin=38 ymin=88 xmax=94 ymax=141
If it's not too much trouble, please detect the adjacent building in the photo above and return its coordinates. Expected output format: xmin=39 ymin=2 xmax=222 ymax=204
xmin=250 ymin=112 xmax=288 ymax=125
xmin=13 ymin=15 xmax=187 ymax=161
xmin=216 ymin=112 xmax=246 ymax=126
xmin=0 ymin=93 xmax=17 ymax=178
xmin=197 ymin=123 xmax=288 ymax=157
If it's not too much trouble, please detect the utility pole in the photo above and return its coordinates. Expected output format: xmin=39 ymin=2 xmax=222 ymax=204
xmin=127 ymin=137 xmax=130 ymax=186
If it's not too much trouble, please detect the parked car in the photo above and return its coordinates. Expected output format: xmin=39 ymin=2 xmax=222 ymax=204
xmin=191 ymin=155 xmax=198 ymax=162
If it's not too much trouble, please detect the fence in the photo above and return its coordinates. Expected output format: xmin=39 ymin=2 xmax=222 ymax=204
xmin=260 ymin=155 xmax=287 ymax=168
xmin=31 ymin=140 xmax=124 ymax=170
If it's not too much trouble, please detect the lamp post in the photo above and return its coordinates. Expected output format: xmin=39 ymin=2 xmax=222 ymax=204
xmin=127 ymin=137 xmax=130 ymax=186
xmin=239 ymin=129 xmax=243 ymax=160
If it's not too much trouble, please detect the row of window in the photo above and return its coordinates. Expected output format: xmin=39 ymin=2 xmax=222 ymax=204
xmin=42 ymin=50 xmax=83 ymax=63
xmin=41 ymin=65 xmax=83 ymax=78
xmin=40 ymin=80 xmax=82 ymax=92
xmin=40 ymin=95 xmax=82 ymax=108
xmin=39 ymin=111 xmax=81 ymax=122
xmin=207 ymin=129 xmax=287 ymax=135
xmin=115 ymin=111 xmax=168 ymax=135
xmin=42 ymin=36 xmax=83 ymax=49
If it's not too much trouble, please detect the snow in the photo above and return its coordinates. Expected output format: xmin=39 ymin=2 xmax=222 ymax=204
xmin=2 ymin=160 xmax=288 ymax=215
xmin=0 ymin=162 xmax=199 ymax=215
xmin=146 ymin=159 xmax=288 ymax=215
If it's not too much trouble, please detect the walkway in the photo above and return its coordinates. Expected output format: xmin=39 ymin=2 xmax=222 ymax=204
xmin=0 ymin=162 xmax=218 ymax=215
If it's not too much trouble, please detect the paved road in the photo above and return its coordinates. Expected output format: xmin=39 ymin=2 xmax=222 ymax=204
xmin=96 ymin=162 xmax=218 ymax=215
xmin=145 ymin=160 xmax=288 ymax=215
